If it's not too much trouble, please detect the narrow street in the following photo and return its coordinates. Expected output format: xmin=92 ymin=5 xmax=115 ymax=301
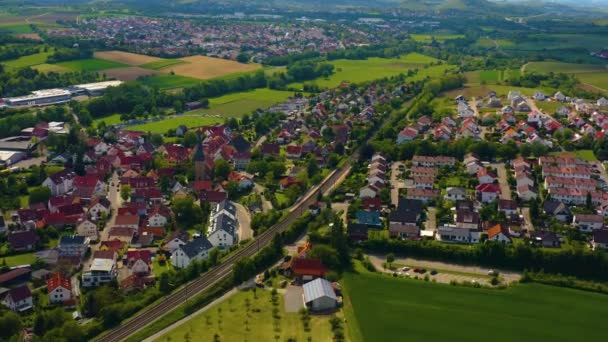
xmin=521 ymin=207 xmax=534 ymax=231
xmin=390 ymin=162 xmax=404 ymax=207
xmin=234 ymin=202 xmax=253 ymax=240
xmin=424 ymin=207 xmax=437 ymax=232
xmin=493 ymin=163 xmax=512 ymax=200
xmin=253 ymin=183 xmax=273 ymax=212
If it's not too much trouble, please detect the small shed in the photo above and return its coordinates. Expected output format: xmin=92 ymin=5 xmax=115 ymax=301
xmin=303 ymin=278 xmax=337 ymax=312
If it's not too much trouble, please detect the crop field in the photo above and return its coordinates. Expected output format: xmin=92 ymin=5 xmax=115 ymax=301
xmin=32 ymin=63 xmax=70 ymax=73
xmin=343 ymin=270 xmax=608 ymax=342
xmin=93 ymin=51 xmax=163 ymax=66
xmin=408 ymin=64 xmax=456 ymax=82
xmin=292 ymin=53 xmax=438 ymax=89
xmin=2 ymin=51 xmax=52 ymax=69
xmin=197 ymin=89 xmax=294 ymax=117
xmin=56 ymin=58 xmax=128 ymax=72
xmin=140 ymin=59 xmax=187 ymax=70
xmin=101 ymin=66 xmax=159 ymax=81
xmin=513 ymin=34 xmax=608 ymax=52
xmin=474 ymin=37 xmax=515 ymax=49
xmin=410 ymin=33 xmax=465 ymax=43
xmin=0 ymin=23 xmax=35 ymax=34
xmin=526 ymin=62 xmax=606 ymax=74
xmin=164 ymin=55 xmax=261 ymax=80
xmin=155 ymin=289 xmax=335 ymax=342
xmin=138 ymin=74 xmax=203 ymax=90
xmin=577 ymin=72 xmax=608 ymax=93
xmin=128 ymin=115 xmax=224 ymax=134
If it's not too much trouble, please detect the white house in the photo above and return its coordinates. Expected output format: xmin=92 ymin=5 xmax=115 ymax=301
xmin=359 ymin=184 xmax=380 ymax=199
xmin=208 ymin=201 xmax=239 ymax=248
xmin=598 ymin=97 xmax=608 ymax=107
xmin=171 ymin=237 xmax=214 ymax=268
xmin=445 ymin=187 xmax=467 ymax=201
xmin=88 ymin=197 xmax=111 ymax=220
xmin=554 ymin=91 xmax=566 ymax=102
xmin=47 ymin=273 xmax=72 ymax=305
xmin=303 ymin=278 xmax=337 ymax=312
xmin=82 ymin=258 xmax=117 ymax=287
xmin=146 ymin=212 xmax=168 ymax=227
xmin=76 ymin=219 xmax=98 ymax=241
xmin=2 ymin=285 xmax=33 ymax=312
xmin=42 ymin=169 xmax=76 ymax=196
xmin=573 ymin=214 xmax=604 ymax=233
xmin=165 ymin=231 xmax=189 ymax=253
xmin=487 ymin=224 xmax=512 ymax=244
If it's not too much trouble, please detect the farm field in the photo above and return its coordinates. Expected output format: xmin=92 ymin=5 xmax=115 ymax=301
xmin=128 ymin=115 xmax=224 ymax=134
xmin=408 ymin=64 xmax=456 ymax=82
xmin=445 ymin=84 xmax=555 ymax=98
xmin=526 ymin=62 xmax=606 ymax=74
xmin=343 ymin=270 xmax=608 ymax=342
xmin=163 ymin=55 xmax=261 ymax=80
xmin=56 ymin=58 xmax=128 ymax=72
xmin=464 ymin=69 xmax=520 ymax=84
xmin=197 ymin=89 xmax=294 ymax=117
xmin=101 ymin=66 xmax=158 ymax=81
xmin=577 ymin=72 xmax=608 ymax=93
xmin=410 ymin=33 xmax=465 ymax=43
xmin=474 ymin=37 xmax=515 ymax=49
xmin=138 ymin=74 xmax=203 ymax=90
xmin=155 ymin=289 xmax=335 ymax=342
xmin=2 ymin=51 xmax=52 ymax=69
xmin=32 ymin=63 xmax=70 ymax=73
xmin=0 ymin=23 xmax=35 ymax=34
xmin=93 ymin=51 xmax=163 ymax=66
xmin=93 ymin=114 xmax=123 ymax=126
xmin=140 ymin=59 xmax=186 ymax=70
xmin=292 ymin=53 xmax=438 ymax=89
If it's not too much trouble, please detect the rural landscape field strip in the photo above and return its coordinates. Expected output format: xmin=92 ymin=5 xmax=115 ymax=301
xmin=343 ymin=272 xmax=608 ymax=342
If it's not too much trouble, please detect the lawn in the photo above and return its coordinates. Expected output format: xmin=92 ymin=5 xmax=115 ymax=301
xmin=155 ymin=289 xmax=335 ymax=342
xmin=55 ymin=58 xmax=128 ymax=72
xmin=93 ymin=114 xmax=123 ymax=126
xmin=478 ymin=69 xmax=521 ymax=83
xmin=1 ymin=252 xmax=36 ymax=267
xmin=552 ymin=150 xmax=597 ymax=162
xmin=197 ymin=88 xmax=294 ymax=117
xmin=408 ymin=64 xmax=456 ymax=82
xmin=2 ymin=51 xmax=52 ymax=69
xmin=274 ymin=192 xmax=290 ymax=207
xmin=138 ymin=74 xmax=203 ymax=90
xmin=32 ymin=63 xmax=70 ymax=73
xmin=140 ymin=59 xmax=187 ymax=70
xmin=0 ymin=23 xmax=34 ymax=34
xmin=343 ymin=270 xmax=608 ymax=342
xmin=291 ymin=53 xmax=438 ymax=89
xmin=535 ymin=100 xmax=563 ymax=114
xmin=128 ymin=115 xmax=224 ymax=134
xmin=152 ymin=258 xmax=172 ymax=278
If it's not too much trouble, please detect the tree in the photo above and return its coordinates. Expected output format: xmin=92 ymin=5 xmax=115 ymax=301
xmin=233 ymin=257 xmax=256 ymax=283
xmin=213 ymin=159 xmax=231 ymax=181
xmin=28 ymin=186 xmax=51 ymax=204
xmin=172 ymin=197 xmax=204 ymax=228
xmin=33 ymin=312 xmax=46 ymax=336
xmin=386 ymin=253 xmax=395 ymax=268
xmin=236 ymin=53 xmax=250 ymax=63
xmin=159 ymin=272 xmax=171 ymax=293
xmin=0 ymin=312 xmax=22 ymax=340
xmin=150 ymin=133 xmax=164 ymax=146
xmin=183 ymin=131 xmax=198 ymax=148
xmin=120 ymin=185 xmax=132 ymax=201
xmin=586 ymin=191 xmax=593 ymax=210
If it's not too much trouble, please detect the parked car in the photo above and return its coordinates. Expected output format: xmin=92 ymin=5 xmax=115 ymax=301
xmin=401 ymin=266 xmax=410 ymax=272
xmin=487 ymin=270 xmax=498 ymax=276
xmin=430 ymin=270 xmax=438 ymax=275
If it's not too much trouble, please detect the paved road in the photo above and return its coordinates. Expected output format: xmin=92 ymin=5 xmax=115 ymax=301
xmin=390 ymin=162 xmax=404 ymax=207
xmin=234 ymin=202 xmax=253 ymax=240
xmin=493 ymin=163 xmax=512 ymax=200
xmin=425 ymin=207 xmax=437 ymax=232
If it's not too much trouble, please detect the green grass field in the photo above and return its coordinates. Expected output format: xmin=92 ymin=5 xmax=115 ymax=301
xmin=197 ymin=89 xmax=294 ymax=117
xmin=128 ymin=116 xmax=224 ymax=134
xmin=407 ymin=64 xmax=455 ymax=82
xmin=155 ymin=289 xmax=335 ymax=342
xmin=479 ymin=69 xmax=521 ymax=82
xmin=55 ymin=58 xmax=128 ymax=72
xmin=93 ymin=114 xmax=123 ymax=126
xmin=2 ymin=51 xmax=52 ymax=69
xmin=526 ymin=62 xmax=606 ymax=74
xmin=410 ymin=33 xmax=465 ymax=43
xmin=577 ymin=72 xmax=608 ymax=92
xmin=138 ymin=74 xmax=203 ymax=90
xmin=474 ymin=37 xmax=515 ymax=49
xmin=140 ymin=59 xmax=187 ymax=70
xmin=343 ymin=270 xmax=608 ymax=342
xmin=0 ymin=23 xmax=34 ymax=34
xmin=32 ymin=63 xmax=70 ymax=73
xmin=292 ymin=53 xmax=438 ymax=89
xmin=2 ymin=252 xmax=36 ymax=267
xmin=535 ymin=100 xmax=563 ymax=114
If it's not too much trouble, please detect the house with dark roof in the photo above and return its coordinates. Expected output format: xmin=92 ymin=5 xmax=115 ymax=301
xmin=58 ymin=235 xmax=89 ymax=257
xmin=261 ymin=143 xmax=280 ymax=157
xmin=356 ymin=210 xmax=382 ymax=228
xmin=42 ymin=169 xmax=76 ymax=196
xmin=347 ymin=223 xmax=369 ymax=242
xmin=171 ymin=237 xmax=214 ymax=268
xmin=208 ymin=201 xmax=238 ymax=248
xmin=592 ymin=229 xmax=608 ymax=250
xmin=543 ymin=200 xmax=570 ymax=222
xmin=531 ymin=231 xmax=561 ymax=248
xmin=388 ymin=198 xmax=423 ymax=239
xmin=165 ymin=230 xmax=190 ymax=253
xmin=1 ymin=285 xmax=33 ymax=312
xmin=7 ymin=231 xmax=39 ymax=252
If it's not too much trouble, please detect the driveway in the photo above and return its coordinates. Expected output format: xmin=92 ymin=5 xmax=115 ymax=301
xmin=234 ymin=202 xmax=253 ymax=240
xmin=11 ymin=156 xmax=47 ymax=170
xmin=368 ymin=255 xmax=521 ymax=285
xmin=254 ymin=184 xmax=273 ymax=212
xmin=492 ymin=163 xmax=512 ymax=200
xmin=390 ymin=162 xmax=405 ymax=206
xmin=332 ymin=202 xmax=349 ymax=224
xmin=521 ymin=207 xmax=534 ymax=231
xmin=284 ymin=286 xmax=304 ymax=313
xmin=425 ymin=207 xmax=437 ymax=232
xmin=525 ymin=98 xmax=541 ymax=113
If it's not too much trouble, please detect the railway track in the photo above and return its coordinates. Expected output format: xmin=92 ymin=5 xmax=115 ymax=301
xmin=96 ymin=163 xmax=350 ymax=342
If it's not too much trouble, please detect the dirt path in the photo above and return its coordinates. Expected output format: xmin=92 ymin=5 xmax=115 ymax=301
xmin=368 ymin=255 xmax=521 ymax=285
xmin=390 ymin=162 xmax=404 ymax=206
xmin=520 ymin=62 xmax=529 ymax=75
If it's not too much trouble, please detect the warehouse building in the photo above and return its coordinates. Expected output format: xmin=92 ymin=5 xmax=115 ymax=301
xmin=302 ymin=278 xmax=337 ymax=312
xmin=4 ymin=89 xmax=72 ymax=107
xmin=0 ymin=151 xmax=26 ymax=167
xmin=72 ymin=80 xmax=123 ymax=96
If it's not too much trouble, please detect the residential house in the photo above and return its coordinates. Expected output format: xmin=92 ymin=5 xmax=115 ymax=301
xmin=591 ymin=229 xmax=608 ymax=250
xmin=165 ymin=230 xmax=190 ymax=253
xmin=498 ymin=200 xmax=518 ymax=216
xmin=171 ymin=237 xmax=214 ymax=268
xmin=76 ymin=219 xmax=99 ymax=241
xmin=516 ymin=184 xmax=537 ymax=201
xmin=347 ymin=223 xmax=369 ymax=242
xmin=456 ymin=210 xmax=480 ymax=230
xmin=445 ymin=187 xmax=467 ymax=201
xmin=388 ymin=199 xmax=423 ymax=239
xmin=42 ymin=169 xmax=76 ymax=196
xmin=88 ymin=196 xmax=111 ymax=220
xmin=125 ymin=250 xmax=152 ymax=276
xmin=7 ymin=231 xmax=38 ymax=252
xmin=486 ymin=224 xmax=512 ymax=244
xmin=286 ymin=258 xmax=328 ymax=283
xmin=543 ymin=200 xmax=570 ymax=222
xmin=58 ymin=235 xmax=89 ymax=257
xmin=81 ymin=258 xmax=117 ymax=287
xmin=47 ymin=272 xmax=72 ymax=305
xmin=356 ymin=210 xmax=382 ymax=228
xmin=476 ymin=183 xmax=501 ymax=203
xmin=477 ymin=169 xmax=497 ymax=185
xmin=572 ymin=214 xmax=604 ymax=233
xmin=397 ymin=127 xmax=418 ymax=144
xmin=208 ymin=201 xmax=238 ymax=248
xmin=531 ymin=231 xmax=561 ymax=248
xmin=406 ymin=188 xmax=440 ymax=203
xmin=114 ymin=214 xmax=140 ymax=230
xmin=2 ymin=285 xmax=33 ymax=312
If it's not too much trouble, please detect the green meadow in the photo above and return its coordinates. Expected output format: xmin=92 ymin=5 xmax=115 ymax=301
xmin=128 ymin=116 xmax=224 ymax=134
xmin=138 ymin=74 xmax=203 ymax=90
xmin=139 ymin=59 xmax=187 ymax=70
xmin=2 ymin=51 xmax=53 ymax=69
xmin=55 ymin=58 xmax=128 ymax=72
xmin=343 ymin=269 xmax=608 ymax=342
xmin=197 ymin=88 xmax=294 ymax=117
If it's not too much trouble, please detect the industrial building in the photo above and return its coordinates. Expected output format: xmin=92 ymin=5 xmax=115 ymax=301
xmin=71 ymin=80 xmax=123 ymax=96
xmin=302 ymin=278 xmax=338 ymax=312
xmin=4 ymin=89 xmax=72 ymax=107
xmin=0 ymin=151 xmax=26 ymax=167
